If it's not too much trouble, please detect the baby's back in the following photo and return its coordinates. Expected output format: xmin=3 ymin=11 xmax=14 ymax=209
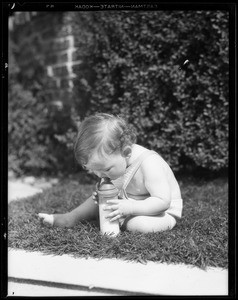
xmin=126 ymin=150 xmax=181 ymax=200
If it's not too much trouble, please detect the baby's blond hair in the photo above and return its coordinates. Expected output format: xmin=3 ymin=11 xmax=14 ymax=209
xmin=74 ymin=113 xmax=137 ymax=165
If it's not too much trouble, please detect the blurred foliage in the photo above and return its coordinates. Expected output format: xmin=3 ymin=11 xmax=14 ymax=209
xmin=72 ymin=10 xmax=229 ymax=172
xmin=8 ymin=11 xmax=229 ymax=175
xmin=8 ymin=38 xmax=77 ymax=176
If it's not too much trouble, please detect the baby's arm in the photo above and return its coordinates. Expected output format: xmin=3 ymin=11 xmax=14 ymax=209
xmin=130 ymin=156 xmax=171 ymax=215
xmin=106 ymin=155 xmax=171 ymax=221
xmin=38 ymin=195 xmax=98 ymax=228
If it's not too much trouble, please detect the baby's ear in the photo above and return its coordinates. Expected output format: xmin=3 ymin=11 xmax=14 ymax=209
xmin=122 ymin=146 xmax=132 ymax=158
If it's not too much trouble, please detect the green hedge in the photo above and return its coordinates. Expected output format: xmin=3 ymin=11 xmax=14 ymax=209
xmin=9 ymin=11 xmax=229 ymax=175
xmin=72 ymin=10 xmax=229 ymax=171
xmin=8 ymin=41 xmax=77 ymax=175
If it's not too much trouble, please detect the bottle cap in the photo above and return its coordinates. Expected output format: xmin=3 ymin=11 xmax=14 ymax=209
xmin=97 ymin=177 xmax=118 ymax=197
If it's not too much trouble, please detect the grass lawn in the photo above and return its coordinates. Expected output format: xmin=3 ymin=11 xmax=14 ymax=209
xmin=8 ymin=173 xmax=228 ymax=270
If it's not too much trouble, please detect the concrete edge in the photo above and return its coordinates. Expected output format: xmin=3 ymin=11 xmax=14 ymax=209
xmin=8 ymin=277 xmax=141 ymax=296
xmin=8 ymin=248 xmax=228 ymax=296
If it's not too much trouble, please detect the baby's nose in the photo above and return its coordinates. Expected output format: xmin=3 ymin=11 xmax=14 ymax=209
xmin=94 ymin=171 xmax=100 ymax=177
xmin=94 ymin=171 xmax=105 ymax=178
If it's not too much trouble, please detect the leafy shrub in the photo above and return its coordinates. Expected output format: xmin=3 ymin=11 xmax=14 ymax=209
xmin=9 ymin=11 xmax=229 ymax=175
xmin=8 ymin=83 xmax=78 ymax=175
xmin=8 ymin=40 xmax=76 ymax=176
xmin=72 ymin=10 xmax=229 ymax=172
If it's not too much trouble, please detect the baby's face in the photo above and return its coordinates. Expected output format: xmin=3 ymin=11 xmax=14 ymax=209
xmin=84 ymin=151 xmax=128 ymax=180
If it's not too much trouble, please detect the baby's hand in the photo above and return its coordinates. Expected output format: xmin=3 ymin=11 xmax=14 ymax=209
xmin=104 ymin=198 xmax=134 ymax=222
xmin=38 ymin=213 xmax=54 ymax=226
xmin=92 ymin=191 xmax=99 ymax=205
xmin=93 ymin=181 xmax=100 ymax=205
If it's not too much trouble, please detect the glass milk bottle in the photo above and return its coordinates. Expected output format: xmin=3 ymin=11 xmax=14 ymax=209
xmin=97 ymin=177 xmax=120 ymax=237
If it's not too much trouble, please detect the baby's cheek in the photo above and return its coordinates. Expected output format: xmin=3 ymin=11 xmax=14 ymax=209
xmin=116 ymin=167 xmax=124 ymax=175
xmin=108 ymin=170 xmax=120 ymax=180
xmin=109 ymin=171 xmax=116 ymax=178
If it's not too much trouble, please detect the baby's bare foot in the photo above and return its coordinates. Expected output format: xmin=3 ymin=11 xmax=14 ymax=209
xmin=38 ymin=213 xmax=54 ymax=226
xmin=38 ymin=213 xmax=75 ymax=228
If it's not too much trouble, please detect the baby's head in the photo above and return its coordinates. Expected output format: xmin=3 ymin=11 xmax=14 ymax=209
xmin=74 ymin=113 xmax=137 ymax=168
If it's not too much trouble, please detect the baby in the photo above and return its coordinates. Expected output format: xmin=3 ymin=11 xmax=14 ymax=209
xmin=39 ymin=113 xmax=183 ymax=233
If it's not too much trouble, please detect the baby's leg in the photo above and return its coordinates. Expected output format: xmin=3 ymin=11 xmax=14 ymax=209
xmin=38 ymin=196 xmax=99 ymax=228
xmin=122 ymin=213 xmax=176 ymax=233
